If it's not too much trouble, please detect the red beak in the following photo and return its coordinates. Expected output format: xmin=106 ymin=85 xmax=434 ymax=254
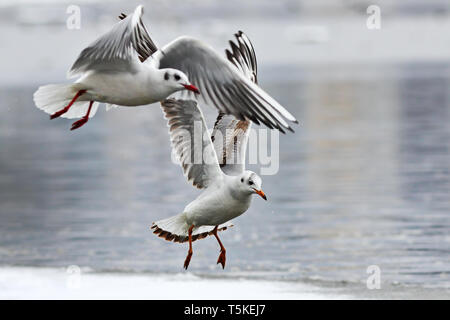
xmin=183 ymin=84 xmax=200 ymax=94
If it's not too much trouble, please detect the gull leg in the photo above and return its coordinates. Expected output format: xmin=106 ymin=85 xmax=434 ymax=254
xmin=183 ymin=224 xmax=194 ymax=270
xmin=50 ymin=89 xmax=86 ymax=119
xmin=70 ymin=101 xmax=93 ymax=131
xmin=212 ymin=226 xmax=226 ymax=269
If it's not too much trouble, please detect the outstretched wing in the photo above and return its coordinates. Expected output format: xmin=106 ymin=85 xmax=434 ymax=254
xmin=210 ymin=32 xmax=257 ymax=175
xmin=161 ymin=98 xmax=223 ymax=189
xmin=69 ymin=5 xmax=157 ymax=78
xmin=211 ymin=113 xmax=251 ymax=175
xmin=156 ymin=34 xmax=298 ymax=133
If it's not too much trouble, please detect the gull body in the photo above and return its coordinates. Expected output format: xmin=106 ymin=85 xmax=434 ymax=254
xmin=184 ymin=173 xmax=256 ymax=227
xmin=76 ymin=68 xmax=180 ymax=106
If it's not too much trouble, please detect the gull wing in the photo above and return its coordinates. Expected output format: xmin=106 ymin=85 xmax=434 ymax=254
xmin=68 ymin=5 xmax=157 ymax=78
xmin=211 ymin=113 xmax=251 ymax=175
xmin=160 ymin=98 xmax=223 ymax=189
xmin=156 ymin=34 xmax=298 ymax=133
xmin=210 ymin=32 xmax=258 ymax=175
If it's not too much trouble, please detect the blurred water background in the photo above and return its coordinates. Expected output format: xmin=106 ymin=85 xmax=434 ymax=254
xmin=0 ymin=0 xmax=449 ymax=298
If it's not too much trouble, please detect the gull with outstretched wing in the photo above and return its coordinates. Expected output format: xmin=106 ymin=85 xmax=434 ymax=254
xmin=152 ymin=32 xmax=268 ymax=270
xmin=33 ymin=5 xmax=297 ymax=131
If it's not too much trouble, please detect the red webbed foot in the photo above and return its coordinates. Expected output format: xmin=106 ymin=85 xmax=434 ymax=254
xmin=217 ymin=250 xmax=226 ymax=269
xmin=70 ymin=117 xmax=89 ymax=131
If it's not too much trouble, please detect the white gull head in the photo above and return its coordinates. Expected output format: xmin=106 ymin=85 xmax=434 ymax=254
xmin=235 ymin=170 xmax=266 ymax=200
xmin=159 ymin=68 xmax=199 ymax=94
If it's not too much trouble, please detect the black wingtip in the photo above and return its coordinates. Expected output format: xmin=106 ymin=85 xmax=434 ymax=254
xmin=228 ymin=40 xmax=239 ymax=52
xmin=278 ymin=126 xmax=286 ymax=134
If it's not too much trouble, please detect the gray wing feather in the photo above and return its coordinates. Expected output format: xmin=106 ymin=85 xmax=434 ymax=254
xmin=226 ymin=31 xmax=258 ymax=84
xmin=211 ymin=113 xmax=251 ymax=175
xmin=210 ymin=32 xmax=258 ymax=175
xmin=161 ymin=98 xmax=223 ymax=189
xmin=157 ymin=35 xmax=298 ymax=133
xmin=68 ymin=5 xmax=157 ymax=78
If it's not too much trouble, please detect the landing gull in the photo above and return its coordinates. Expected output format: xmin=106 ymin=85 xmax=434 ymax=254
xmin=151 ymin=32 xmax=269 ymax=270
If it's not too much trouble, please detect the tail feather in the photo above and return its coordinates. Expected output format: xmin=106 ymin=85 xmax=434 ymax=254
xmin=151 ymin=213 xmax=233 ymax=243
xmin=33 ymin=84 xmax=99 ymax=119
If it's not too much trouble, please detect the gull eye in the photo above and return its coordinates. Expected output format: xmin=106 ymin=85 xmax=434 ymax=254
xmin=249 ymin=181 xmax=254 ymax=186
xmin=164 ymin=72 xmax=169 ymax=81
xmin=174 ymin=74 xmax=181 ymax=81
xmin=241 ymin=178 xmax=244 ymax=183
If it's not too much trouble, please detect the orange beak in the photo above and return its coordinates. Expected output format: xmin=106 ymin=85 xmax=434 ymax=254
xmin=254 ymin=189 xmax=267 ymax=201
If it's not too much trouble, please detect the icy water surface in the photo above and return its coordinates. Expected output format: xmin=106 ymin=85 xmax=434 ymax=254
xmin=0 ymin=63 xmax=449 ymax=295
xmin=0 ymin=0 xmax=449 ymax=299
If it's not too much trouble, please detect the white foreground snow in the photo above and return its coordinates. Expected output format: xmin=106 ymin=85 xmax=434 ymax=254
xmin=0 ymin=267 xmax=347 ymax=300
